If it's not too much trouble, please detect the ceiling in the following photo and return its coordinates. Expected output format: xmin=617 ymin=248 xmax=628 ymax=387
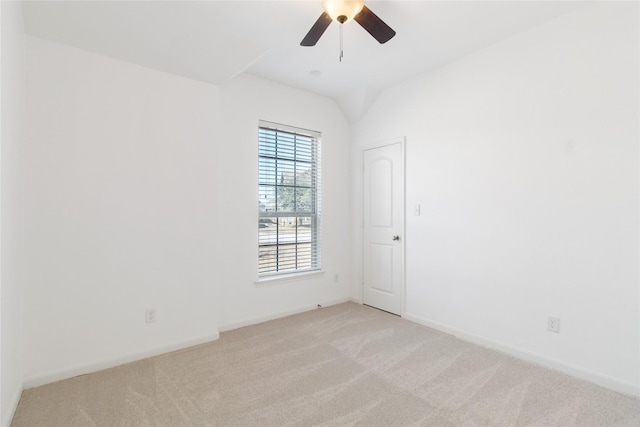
xmin=22 ymin=0 xmax=582 ymax=122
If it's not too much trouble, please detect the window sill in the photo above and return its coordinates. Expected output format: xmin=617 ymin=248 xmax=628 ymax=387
xmin=256 ymin=270 xmax=325 ymax=287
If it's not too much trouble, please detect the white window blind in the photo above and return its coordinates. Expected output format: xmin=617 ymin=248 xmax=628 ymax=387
xmin=258 ymin=121 xmax=321 ymax=277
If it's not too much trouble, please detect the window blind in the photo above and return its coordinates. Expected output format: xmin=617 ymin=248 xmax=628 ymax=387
xmin=258 ymin=121 xmax=321 ymax=276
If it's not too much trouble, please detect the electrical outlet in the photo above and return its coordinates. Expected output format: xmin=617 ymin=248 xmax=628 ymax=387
xmin=547 ymin=316 xmax=560 ymax=333
xmin=145 ymin=308 xmax=156 ymax=324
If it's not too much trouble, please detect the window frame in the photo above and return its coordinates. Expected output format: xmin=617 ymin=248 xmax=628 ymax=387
xmin=257 ymin=120 xmax=322 ymax=280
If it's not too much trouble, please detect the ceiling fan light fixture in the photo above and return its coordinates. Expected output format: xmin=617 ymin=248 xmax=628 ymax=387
xmin=322 ymin=0 xmax=364 ymax=23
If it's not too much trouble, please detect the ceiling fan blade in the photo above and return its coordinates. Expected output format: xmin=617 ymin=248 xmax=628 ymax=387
xmin=354 ymin=5 xmax=396 ymax=44
xmin=301 ymin=12 xmax=332 ymax=46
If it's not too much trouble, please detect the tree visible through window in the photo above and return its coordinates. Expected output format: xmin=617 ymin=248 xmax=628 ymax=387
xmin=258 ymin=121 xmax=321 ymax=276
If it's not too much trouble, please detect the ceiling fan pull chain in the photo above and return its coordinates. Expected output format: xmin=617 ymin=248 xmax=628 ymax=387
xmin=339 ymin=24 xmax=344 ymax=62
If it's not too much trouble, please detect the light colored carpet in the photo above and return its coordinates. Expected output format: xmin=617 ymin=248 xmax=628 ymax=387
xmin=12 ymin=302 xmax=640 ymax=426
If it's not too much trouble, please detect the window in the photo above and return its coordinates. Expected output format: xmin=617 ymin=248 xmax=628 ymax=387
xmin=258 ymin=121 xmax=321 ymax=277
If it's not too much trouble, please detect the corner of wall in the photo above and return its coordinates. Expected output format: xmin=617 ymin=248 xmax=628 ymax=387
xmin=1 ymin=388 xmax=22 ymax=427
xmin=1 ymin=0 xmax=27 ymax=425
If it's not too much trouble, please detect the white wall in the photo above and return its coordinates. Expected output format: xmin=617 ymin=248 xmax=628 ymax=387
xmin=216 ymin=73 xmax=352 ymax=330
xmin=23 ymin=37 xmax=221 ymax=386
xmin=0 ymin=1 xmax=26 ymax=425
xmin=22 ymin=38 xmax=352 ymax=385
xmin=351 ymin=2 xmax=639 ymax=396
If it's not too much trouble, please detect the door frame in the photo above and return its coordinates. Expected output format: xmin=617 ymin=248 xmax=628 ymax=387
xmin=361 ymin=137 xmax=406 ymax=317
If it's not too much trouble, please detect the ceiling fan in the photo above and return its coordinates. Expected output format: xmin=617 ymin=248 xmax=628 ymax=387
xmin=301 ymin=0 xmax=396 ymax=47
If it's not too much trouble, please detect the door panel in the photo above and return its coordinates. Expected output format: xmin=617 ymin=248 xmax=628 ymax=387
xmin=369 ymin=159 xmax=393 ymax=227
xmin=370 ymin=243 xmax=393 ymax=294
xmin=363 ymin=142 xmax=404 ymax=315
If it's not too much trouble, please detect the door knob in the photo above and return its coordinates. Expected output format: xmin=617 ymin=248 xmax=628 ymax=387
xmin=392 ymin=235 xmax=400 ymax=241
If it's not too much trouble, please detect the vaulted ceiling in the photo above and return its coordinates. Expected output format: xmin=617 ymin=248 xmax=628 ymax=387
xmin=22 ymin=1 xmax=581 ymax=121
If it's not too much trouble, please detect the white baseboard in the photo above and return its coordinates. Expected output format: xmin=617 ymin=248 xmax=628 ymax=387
xmin=23 ymin=298 xmax=355 ymax=388
xmin=22 ymin=332 xmax=220 ymax=389
xmin=2 ymin=385 xmax=23 ymax=427
xmin=219 ymin=297 xmax=352 ymax=332
xmin=403 ymin=313 xmax=640 ymax=398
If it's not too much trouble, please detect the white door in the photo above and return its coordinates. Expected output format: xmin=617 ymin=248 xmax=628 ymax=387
xmin=363 ymin=141 xmax=404 ymax=315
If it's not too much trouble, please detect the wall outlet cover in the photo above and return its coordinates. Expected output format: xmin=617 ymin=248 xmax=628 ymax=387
xmin=547 ymin=316 xmax=560 ymax=333
xmin=145 ymin=308 xmax=157 ymax=323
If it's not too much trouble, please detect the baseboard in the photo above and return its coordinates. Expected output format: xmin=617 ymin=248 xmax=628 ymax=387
xmin=22 ymin=332 xmax=220 ymax=389
xmin=219 ymin=297 xmax=352 ymax=332
xmin=23 ymin=298 xmax=355 ymax=388
xmin=2 ymin=385 xmax=23 ymax=427
xmin=403 ymin=313 xmax=640 ymax=398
